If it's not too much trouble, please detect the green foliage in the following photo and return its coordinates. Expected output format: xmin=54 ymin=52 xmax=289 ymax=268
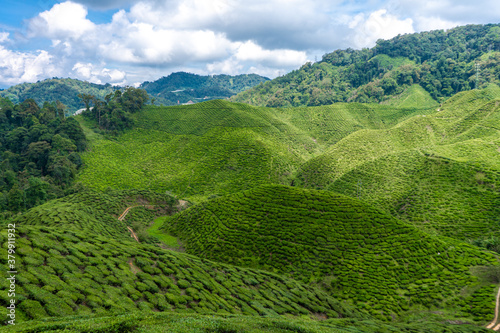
xmin=296 ymin=86 xmax=500 ymax=242
xmin=0 ymin=78 xmax=118 ymax=114
xmin=162 ymin=184 xmax=498 ymax=320
xmin=140 ymin=72 xmax=269 ymax=106
xmin=0 ymin=221 xmax=358 ymax=323
xmin=77 ymin=99 xmax=431 ymax=202
xmin=232 ymin=24 xmax=500 ymax=107
xmin=1 ymin=311 xmax=492 ymax=333
xmin=81 ymin=87 xmax=148 ymax=133
xmin=0 ymin=97 xmax=87 ymax=214
xmin=11 ymin=188 xmax=177 ymax=240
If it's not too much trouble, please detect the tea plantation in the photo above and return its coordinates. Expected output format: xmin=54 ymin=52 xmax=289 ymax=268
xmin=0 ymin=311 xmax=493 ymax=333
xmin=10 ymin=189 xmax=177 ymax=240
xmin=162 ymin=184 xmax=498 ymax=321
xmin=77 ymin=99 xmax=435 ymax=202
xmin=0 ymin=222 xmax=362 ymax=323
xmin=295 ymin=85 xmax=500 ymax=241
xmin=4 ymin=85 xmax=500 ymax=332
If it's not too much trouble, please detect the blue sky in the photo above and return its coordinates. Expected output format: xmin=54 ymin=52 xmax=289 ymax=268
xmin=0 ymin=0 xmax=498 ymax=88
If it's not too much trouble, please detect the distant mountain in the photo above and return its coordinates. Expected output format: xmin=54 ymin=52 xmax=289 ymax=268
xmin=0 ymin=78 xmax=118 ymax=114
xmin=140 ymin=72 xmax=269 ymax=105
xmin=232 ymin=23 xmax=500 ymax=107
xmin=0 ymin=73 xmax=269 ymax=114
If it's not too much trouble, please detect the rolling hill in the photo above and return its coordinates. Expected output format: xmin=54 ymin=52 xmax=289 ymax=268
xmin=295 ymin=85 xmax=500 ymax=242
xmin=140 ymin=72 xmax=269 ymax=106
xmin=76 ymin=98 xmax=437 ymax=202
xmin=2 ymin=189 xmax=360 ymax=324
xmin=4 ymin=23 xmax=500 ymax=333
xmin=0 ymin=73 xmax=268 ymax=115
xmin=0 ymin=78 xmax=118 ymax=115
xmin=160 ymin=184 xmax=498 ymax=321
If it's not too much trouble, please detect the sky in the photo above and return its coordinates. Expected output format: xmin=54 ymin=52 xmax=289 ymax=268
xmin=0 ymin=0 xmax=498 ymax=88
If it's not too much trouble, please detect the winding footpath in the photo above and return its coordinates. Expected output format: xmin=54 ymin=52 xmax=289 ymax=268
xmin=487 ymin=287 xmax=500 ymax=331
xmin=118 ymin=205 xmax=154 ymax=243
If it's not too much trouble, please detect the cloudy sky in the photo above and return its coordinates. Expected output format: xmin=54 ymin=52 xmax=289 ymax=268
xmin=0 ymin=0 xmax=498 ymax=88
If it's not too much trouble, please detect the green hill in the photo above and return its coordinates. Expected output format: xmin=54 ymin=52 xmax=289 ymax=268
xmin=76 ymin=99 xmax=437 ymax=202
xmin=0 ymin=224 xmax=355 ymax=322
xmin=2 ymin=311 xmax=493 ymax=333
xmin=295 ymin=86 xmax=500 ymax=241
xmin=160 ymin=184 xmax=498 ymax=321
xmin=141 ymin=72 xmax=269 ymax=106
xmin=232 ymin=24 xmax=500 ymax=107
xmin=0 ymin=73 xmax=268 ymax=115
xmin=11 ymin=189 xmax=177 ymax=240
xmin=0 ymin=78 xmax=118 ymax=114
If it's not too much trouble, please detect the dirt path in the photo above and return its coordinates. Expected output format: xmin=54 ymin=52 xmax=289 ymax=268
xmin=118 ymin=200 xmax=187 ymax=243
xmin=118 ymin=205 xmax=151 ymax=242
xmin=126 ymin=226 xmax=140 ymax=242
xmin=487 ymin=287 xmax=500 ymax=330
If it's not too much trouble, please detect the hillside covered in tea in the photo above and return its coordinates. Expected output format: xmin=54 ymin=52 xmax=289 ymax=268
xmin=3 ymin=23 xmax=500 ymax=333
xmin=161 ymin=184 xmax=498 ymax=320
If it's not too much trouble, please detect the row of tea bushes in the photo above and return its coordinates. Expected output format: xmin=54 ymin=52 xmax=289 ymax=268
xmin=0 ymin=224 xmax=360 ymax=322
xmin=163 ymin=184 xmax=498 ymax=320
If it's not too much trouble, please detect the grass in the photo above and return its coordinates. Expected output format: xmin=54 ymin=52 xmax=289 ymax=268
xmin=381 ymin=84 xmax=439 ymax=108
xmin=147 ymin=216 xmax=181 ymax=248
xmin=0 ymin=311 xmax=493 ymax=333
xmin=11 ymin=189 xmax=177 ymax=241
xmin=161 ymin=184 xmax=498 ymax=321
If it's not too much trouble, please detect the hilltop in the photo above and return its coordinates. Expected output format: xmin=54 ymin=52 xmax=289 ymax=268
xmin=0 ymin=78 xmax=118 ymax=115
xmin=295 ymin=85 xmax=500 ymax=242
xmin=232 ymin=24 xmax=500 ymax=107
xmin=140 ymin=72 xmax=269 ymax=105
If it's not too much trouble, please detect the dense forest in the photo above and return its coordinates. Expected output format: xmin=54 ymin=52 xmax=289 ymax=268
xmin=232 ymin=24 xmax=500 ymax=107
xmin=79 ymin=87 xmax=149 ymax=133
xmin=0 ymin=97 xmax=86 ymax=219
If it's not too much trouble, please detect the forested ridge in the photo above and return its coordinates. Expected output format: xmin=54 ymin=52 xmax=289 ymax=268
xmin=232 ymin=23 xmax=500 ymax=107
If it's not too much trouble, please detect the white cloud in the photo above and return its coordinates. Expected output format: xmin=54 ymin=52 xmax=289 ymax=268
xmin=72 ymin=62 xmax=126 ymax=84
xmin=350 ymin=9 xmax=415 ymax=49
xmin=0 ymin=32 xmax=9 ymax=43
xmin=28 ymin=1 xmax=96 ymax=40
xmin=235 ymin=41 xmax=308 ymax=67
xmin=0 ymin=0 xmax=497 ymax=88
xmin=0 ymin=47 xmax=58 ymax=86
xmin=414 ymin=16 xmax=461 ymax=32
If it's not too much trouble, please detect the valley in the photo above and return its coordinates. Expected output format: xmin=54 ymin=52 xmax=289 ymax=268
xmin=1 ymin=23 xmax=500 ymax=333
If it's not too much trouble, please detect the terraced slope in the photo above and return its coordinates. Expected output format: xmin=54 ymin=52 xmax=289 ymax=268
xmin=295 ymin=85 xmax=500 ymax=241
xmin=12 ymin=189 xmax=177 ymax=240
xmin=161 ymin=184 xmax=499 ymax=321
xmin=0 ymin=223 xmax=358 ymax=322
xmin=77 ymin=99 xmax=436 ymax=202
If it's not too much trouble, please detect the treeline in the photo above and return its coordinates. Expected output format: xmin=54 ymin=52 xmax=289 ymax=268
xmin=232 ymin=23 xmax=500 ymax=107
xmin=80 ymin=87 xmax=149 ymax=133
xmin=0 ymin=98 xmax=86 ymax=217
